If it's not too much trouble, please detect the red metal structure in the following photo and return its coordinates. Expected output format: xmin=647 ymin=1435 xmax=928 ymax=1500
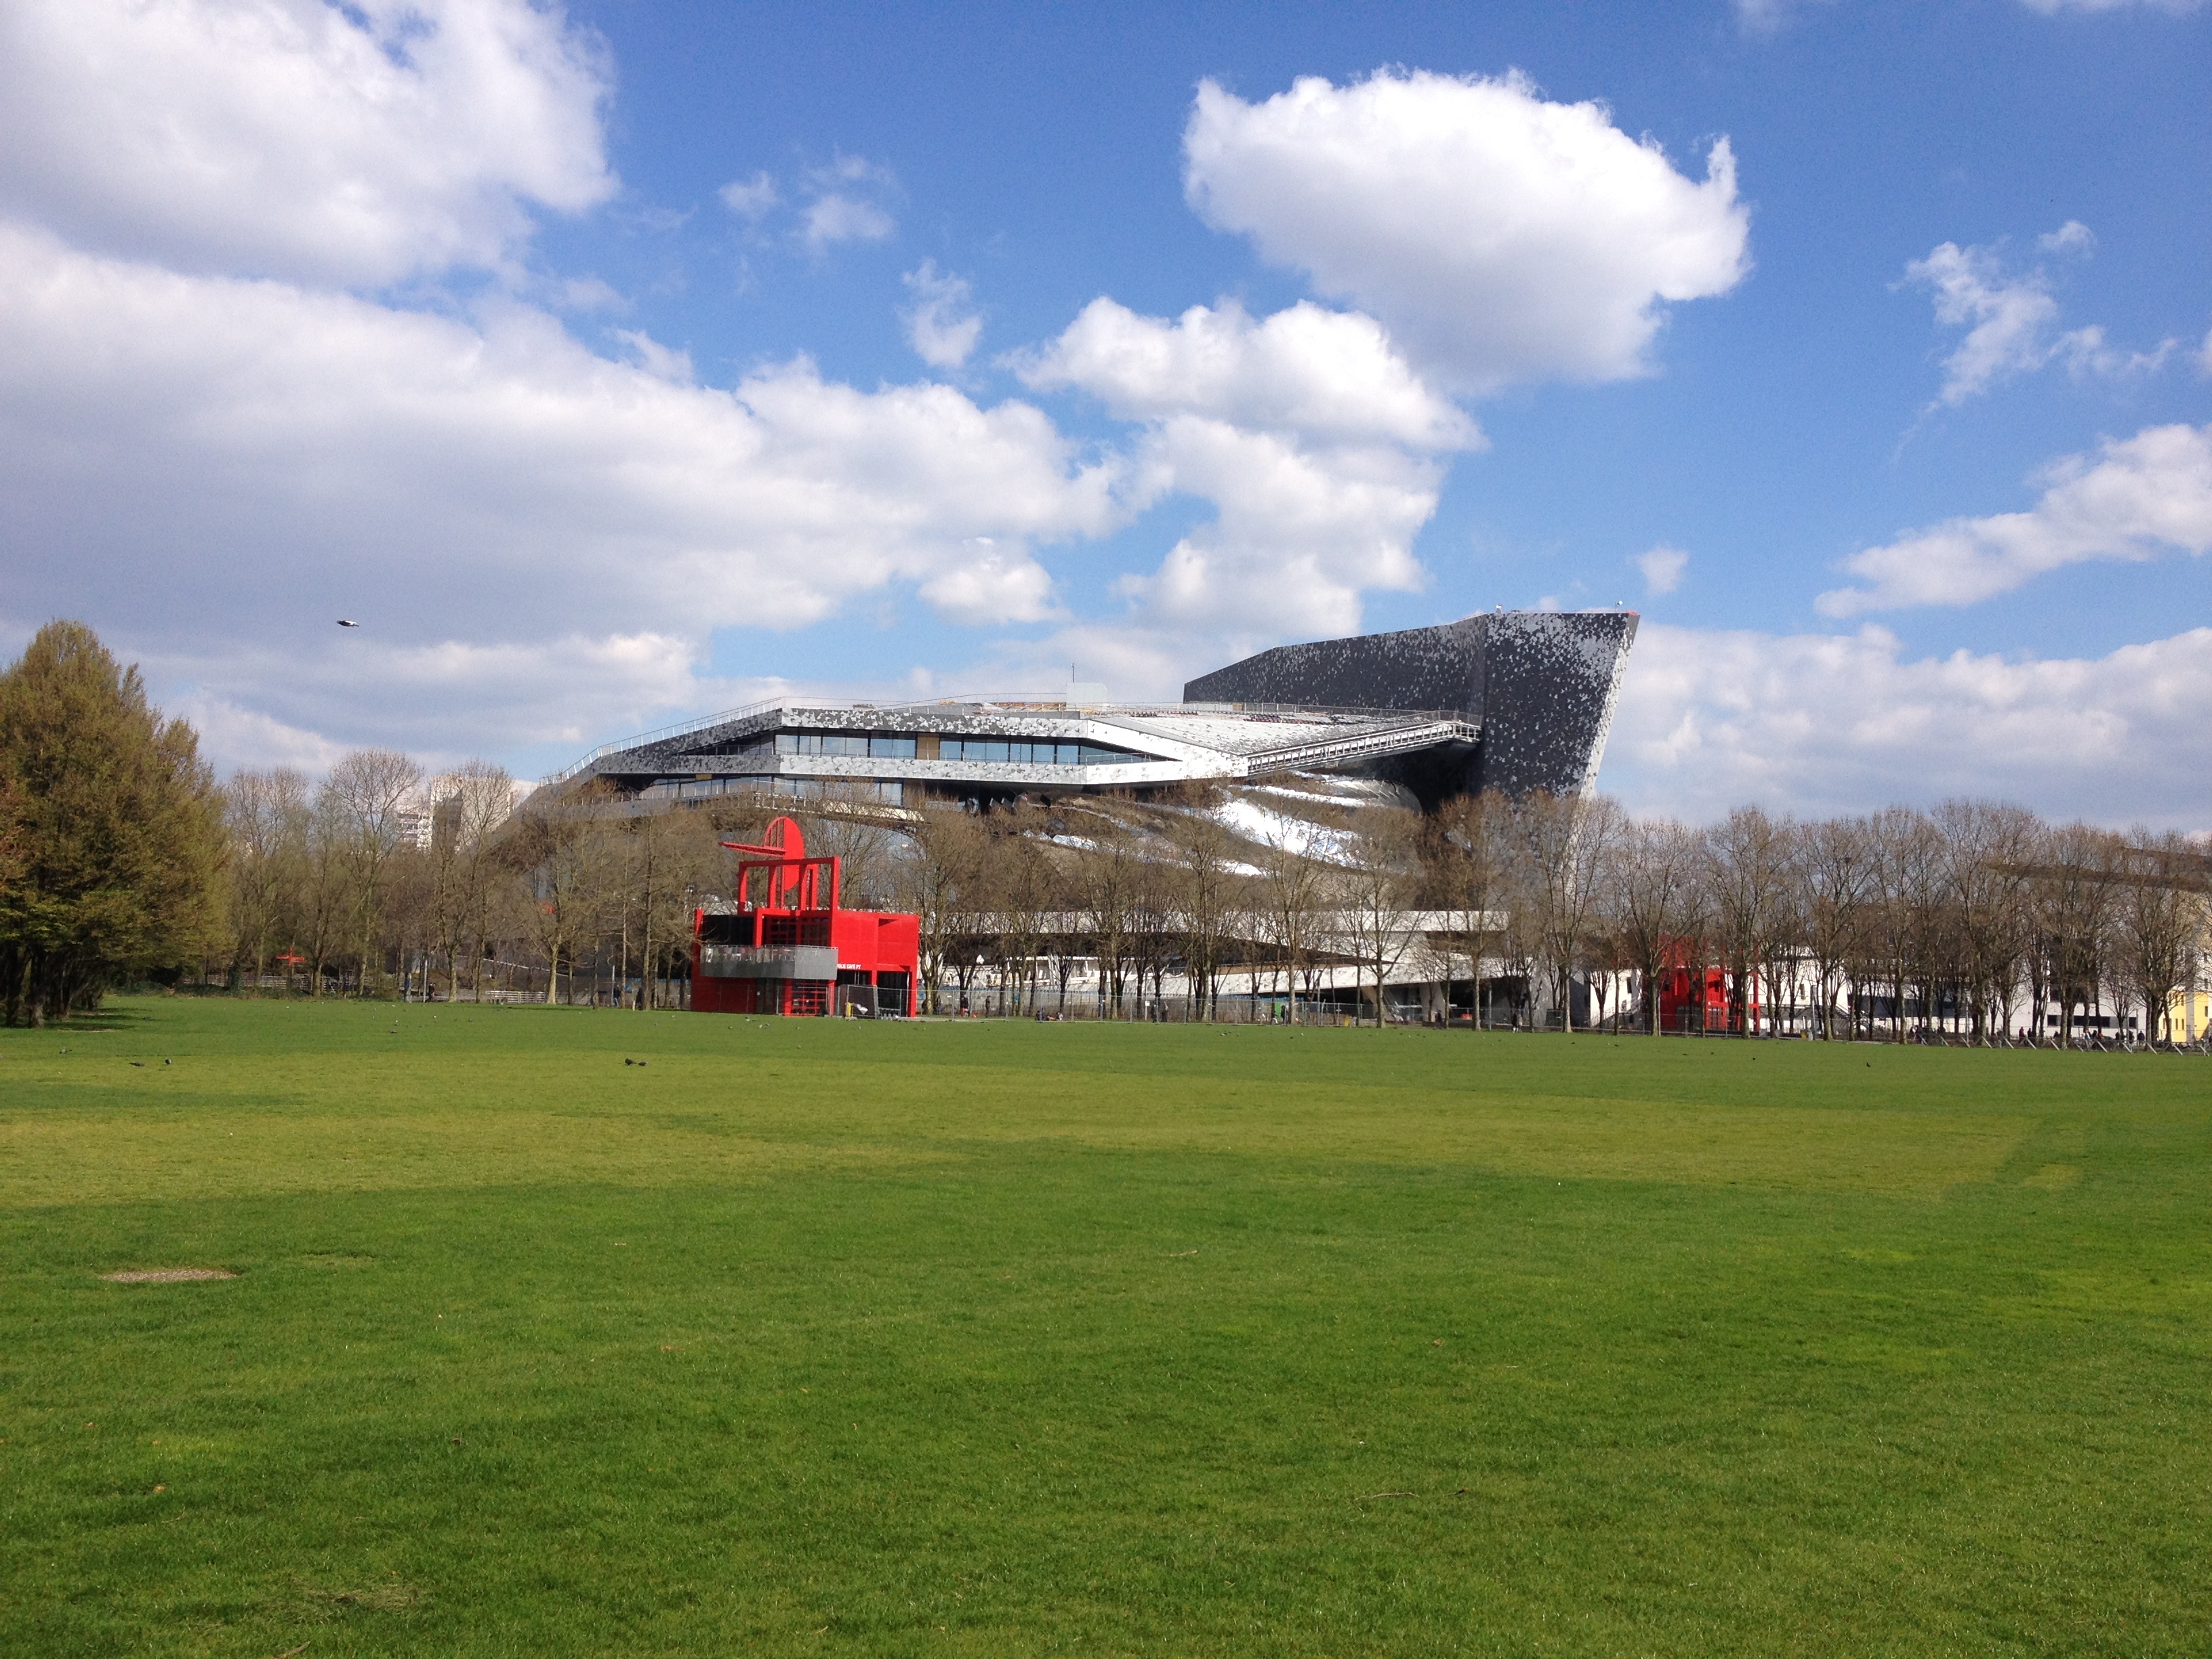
xmin=690 ymin=817 xmax=919 ymax=1017
xmin=1655 ymin=939 xmax=1760 ymax=1035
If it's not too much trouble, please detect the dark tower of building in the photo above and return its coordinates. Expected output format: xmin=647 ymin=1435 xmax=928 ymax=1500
xmin=1182 ymin=609 xmax=1637 ymax=801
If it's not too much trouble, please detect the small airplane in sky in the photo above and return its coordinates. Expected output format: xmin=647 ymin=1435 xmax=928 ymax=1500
xmin=336 ymin=618 xmax=359 ymax=628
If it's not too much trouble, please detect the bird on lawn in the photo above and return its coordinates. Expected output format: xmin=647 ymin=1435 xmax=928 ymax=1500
xmin=336 ymin=619 xmax=359 ymax=628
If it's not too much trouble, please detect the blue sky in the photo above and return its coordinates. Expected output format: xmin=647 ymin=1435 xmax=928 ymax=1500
xmin=1 ymin=0 xmax=2207 ymax=821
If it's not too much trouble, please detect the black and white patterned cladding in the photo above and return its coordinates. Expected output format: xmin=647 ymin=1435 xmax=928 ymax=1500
xmin=1184 ymin=610 xmax=1637 ymax=800
xmin=1475 ymin=611 xmax=1637 ymax=798
xmin=1183 ymin=617 xmax=1489 ymax=718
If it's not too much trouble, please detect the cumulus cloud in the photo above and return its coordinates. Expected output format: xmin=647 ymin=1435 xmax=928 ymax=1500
xmin=1606 ymin=621 xmax=2212 ymax=825
xmin=901 ymin=260 xmax=983 ymax=369
xmin=160 ymin=632 xmax=714 ymax=772
xmin=1904 ymin=226 xmax=2173 ymax=406
xmin=917 ymin=409 xmax=1450 ymax=708
xmin=802 ymin=194 xmax=895 ymax=249
xmin=1014 ymin=294 xmax=1480 ymax=675
xmin=1636 ymin=546 xmax=1689 ymax=595
xmin=1111 ymin=417 xmax=1439 ymax=636
xmin=918 ymin=542 xmax=1061 ymax=626
xmin=2039 ymin=219 xmax=2096 ymax=254
xmin=0 ymin=0 xmax=614 ymax=287
xmin=0 ymin=224 xmax=1130 ymax=754
xmin=1817 ymin=422 xmax=2212 ymax=615
xmin=1020 ymin=297 xmax=1477 ymax=449
xmin=798 ymin=155 xmax=897 ymax=251
xmin=1182 ymin=69 xmax=1749 ymax=390
xmin=718 ymin=171 xmax=780 ymax=220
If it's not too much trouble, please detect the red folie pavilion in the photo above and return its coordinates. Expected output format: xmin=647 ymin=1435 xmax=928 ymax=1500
xmin=690 ymin=816 xmax=918 ymax=1017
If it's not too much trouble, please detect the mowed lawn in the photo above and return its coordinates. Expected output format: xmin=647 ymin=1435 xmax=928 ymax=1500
xmin=1 ymin=1000 xmax=2206 ymax=1657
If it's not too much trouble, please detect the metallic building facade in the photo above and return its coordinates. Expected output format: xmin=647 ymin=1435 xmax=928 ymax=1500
xmin=1183 ymin=609 xmax=1637 ymax=801
xmin=554 ymin=609 xmax=1636 ymax=811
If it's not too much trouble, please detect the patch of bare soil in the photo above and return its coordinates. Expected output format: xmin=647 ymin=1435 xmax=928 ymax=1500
xmin=100 ymin=1267 xmax=237 ymax=1284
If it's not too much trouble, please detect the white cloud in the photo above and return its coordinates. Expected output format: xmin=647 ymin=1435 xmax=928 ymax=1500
xmin=1903 ymin=226 xmax=2173 ymax=406
xmin=2017 ymin=0 xmax=2203 ymax=14
xmin=611 ymin=329 xmax=694 ymax=384
xmin=169 ymin=692 xmax=350 ymax=776
xmin=1818 ymin=422 xmax=2212 ymax=615
xmin=0 ymin=0 xmax=613 ymax=288
xmin=917 ymin=544 xmax=1061 ymax=626
xmin=901 ymin=260 xmax=983 ymax=369
xmin=718 ymin=171 xmax=780 ymax=220
xmin=1112 ymin=416 xmax=1438 ymax=638
xmin=2199 ymin=325 xmax=2212 ymax=376
xmin=802 ymin=194 xmax=895 ymax=250
xmin=926 ymin=403 xmax=1453 ymax=710
xmin=0 ymin=224 xmax=1132 ymax=755
xmin=1181 ymin=69 xmax=1749 ymax=391
xmin=1605 ymin=621 xmax=2212 ymax=826
xmin=1903 ymin=239 xmax=2063 ymax=405
xmin=1733 ymin=0 xmax=1837 ymax=32
xmin=555 ymin=276 xmax=626 ymax=312
xmin=2039 ymin=219 xmax=2097 ymax=253
xmin=1019 ymin=298 xmax=1478 ymax=449
xmin=797 ymin=155 xmax=897 ymax=251
xmin=1636 ymin=546 xmax=1690 ymax=595
xmin=1012 ymin=294 xmax=1477 ymax=680
xmin=161 ymin=631 xmax=716 ymax=773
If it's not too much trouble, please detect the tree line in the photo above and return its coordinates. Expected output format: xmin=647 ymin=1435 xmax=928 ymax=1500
xmin=3 ymin=621 xmax=2204 ymax=1039
xmin=878 ymin=790 xmax=2207 ymax=1042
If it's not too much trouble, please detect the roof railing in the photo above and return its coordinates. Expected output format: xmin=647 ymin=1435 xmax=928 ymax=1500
xmin=539 ymin=696 xmax=787 ymax=787
xmin=546 ymin=695 xmax=1475 ymax=785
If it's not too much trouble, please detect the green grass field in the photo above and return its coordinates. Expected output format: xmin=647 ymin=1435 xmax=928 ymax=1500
xmin=2 ymin=998 xmax=2206 ymax=1656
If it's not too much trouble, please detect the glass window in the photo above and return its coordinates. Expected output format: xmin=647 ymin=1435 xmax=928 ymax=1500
xmin=869 ymin=735 xmax=917 ymax=758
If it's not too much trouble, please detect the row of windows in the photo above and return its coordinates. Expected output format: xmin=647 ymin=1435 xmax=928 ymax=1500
xmin=771 ymin=730 xmax=1143 ymax=766
xmin=644 ymin=777 xmax=905 ymax=805
xmin=939 ymin=739 xmax=1139 ymax=765
xmin=776 ymin=733 xmax=918 ymax=758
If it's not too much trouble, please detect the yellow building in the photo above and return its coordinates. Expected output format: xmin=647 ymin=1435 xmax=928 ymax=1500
xmin=2167 ymin=988 xmax=2211 ymax=1044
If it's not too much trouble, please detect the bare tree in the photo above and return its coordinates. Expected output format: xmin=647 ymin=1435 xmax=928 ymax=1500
xmin=426 ymin=762 xmax=516 ymax=1002
xmin=1794 ymin=815 xmax=1873 ymax=1039
xmin=321 ymin=749 xmax=426 ymax=998
xmin=1610 ymin=817 xmax=1704 ymax=1036
xmin=1931 ymin=799 xmax=2039 ymax=1042
xmin=894 ymin=805 xmax=989 ymax=1014
xmin=1250 ymin=806 xmax=1328 ymax=1024
xmin=1069 ymin=800 xmax=1143 ymax=1019
xmin=1502 ymin=792 xmax=1623 ymax=1033
xmin=984 ymin=802 xmax=1059 ymax=1016
xmin=1162 ymin=788 xmax=1241 ymax=1021
xmin=221 ymin=768 xmax=310 ymax=987
xmin=2032 ymin=823 xmax=2124 ymax=1042
xmin=1427 ymin=792 xmax=1507 ymax=1027
xmin=504 ymin=784 xmax=611 ymax=1005
xmin=1704 ymin=806 xmax=1793 ymax=1036
xmin=1332 ymin=804 xmax=1423 ymax=1026
xmin=2116 ymin=832 xmax=2206 ymax=1043
xmin=1860 ymin=808 xmax=1941 ymax=1042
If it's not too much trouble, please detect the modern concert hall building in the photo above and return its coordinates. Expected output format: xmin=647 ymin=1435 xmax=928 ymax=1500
xmin=547 ymin=609 xmax=1637 ymax=814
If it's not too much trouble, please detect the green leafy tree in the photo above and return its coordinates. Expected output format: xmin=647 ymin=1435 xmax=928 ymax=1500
xmin=0 ymin=621 xmax=226 ymax=1025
